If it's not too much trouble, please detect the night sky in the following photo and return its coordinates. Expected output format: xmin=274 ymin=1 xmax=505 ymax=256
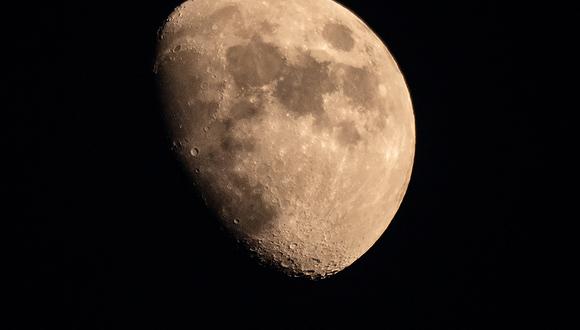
xmin=7 ymin=1 xmax=572 ymax=329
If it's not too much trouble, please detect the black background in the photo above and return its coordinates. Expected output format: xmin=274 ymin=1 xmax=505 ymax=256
xmin=7 ymin=1 xmax=573 ymax=329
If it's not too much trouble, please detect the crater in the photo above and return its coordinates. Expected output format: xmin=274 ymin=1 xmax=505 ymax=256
xmin=322 ymin=22 xmax=355 ymax=51
xmin=226 ymin=37 xmax=285 ymax=88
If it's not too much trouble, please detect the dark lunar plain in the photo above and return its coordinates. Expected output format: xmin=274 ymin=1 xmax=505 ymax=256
xmin=6 ymin=0 xmax=574 ymax=329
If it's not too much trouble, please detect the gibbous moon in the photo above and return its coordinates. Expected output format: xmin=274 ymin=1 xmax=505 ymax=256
xmin=155 ymin=0 xmax=415 ymax=279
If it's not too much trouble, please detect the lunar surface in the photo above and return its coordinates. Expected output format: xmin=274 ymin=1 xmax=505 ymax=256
xmin=155 ymin=0 xmax=415 ymax=279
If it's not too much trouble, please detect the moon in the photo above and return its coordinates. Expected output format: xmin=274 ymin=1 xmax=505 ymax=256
xmin=155 ymin=0 xmax=415 ymax=279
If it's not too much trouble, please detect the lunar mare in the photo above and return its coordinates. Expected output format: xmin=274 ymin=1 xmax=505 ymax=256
xmin=155 ymin=0 xmax=415 ymax=278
